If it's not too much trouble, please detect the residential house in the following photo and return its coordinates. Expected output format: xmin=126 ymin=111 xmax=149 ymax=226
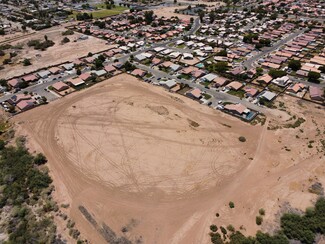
xmin=169 ymin=52 xmax=181 ymax=59
xmin=227 ymin=81 xmax=243 ymax=91
xmin=69 ymin=77 xmax=85 ymax=87
xmin=186 ymin=88 xmax=202 ymax=100
xmin=22 ymin=74 xmax=38 ymax=83
xmin=183 ymin=53 xmax=193 ymax=60
xmin=37 ymin=70 xmax=51 ymax=79
xmin=112 ymin=62 xmax=123 ymax=69
xmin=286 ymin=83 xmax=306 ymax=94
xmin=91 ymin=70 xmax=107 ymax=77
xmin=104 ymin=64 xmax=116 ymax=73
xmin=201 ymin=73 xmax=218 ymax=83
xmin=79 ymin=72 xmax=93 ymax=81
xmin=244 ymin=87 xmax=259 ymax=97
xmin=134 ymin=54 xmax=147 ymax=62
xmin=257 ymin=74 xmax=273 ymax=85
xmin=49 ymin=67 xmax=62 ymax=74
xmin=61 ymin=63 xmax=74 ymax=70
xmin=7 ymin=94 xmax=32 ymax=105
xmin=131 ymin=69 xmax=147 ymax=77
xmin=309 ymin=86 xmax=324 ymax=101
xmin=170 ymin=64 xmax=181 ymax=72
xmin=16 ymin=99 xmax=36 ymax=111
xmin=224 ymin=103 xmax=250 ymax=116
xmin=214 ymin=77 xmax=229 ymax=87
xmin=259 ymin=90 xmax=277 ymax=101
xmin=152 ymin=57 xmax=162 ymax=66
xmin=272 ymin=76 xmax=291 ymax=87
xmin=52 ymin=81 xmax=69 ymax=92
xmin=7 ymin=79 xmax=20 ymax=88
xmin=160 ymin=79 xmax=177 ymax=89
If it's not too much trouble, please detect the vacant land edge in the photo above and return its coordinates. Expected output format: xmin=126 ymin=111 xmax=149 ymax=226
xmin=11 ymin=74 xmax=325 ymax=243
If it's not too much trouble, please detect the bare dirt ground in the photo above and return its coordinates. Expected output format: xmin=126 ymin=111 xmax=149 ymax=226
xmin=0 ymin=26 xmax=111 ymax=80
xmin=154 ymin=6 xmax=193 ymax=21
xmin=154 ymin=2 xmax=224 ymax=21
xmin=13 ymin=74 xmax=325 ymax=243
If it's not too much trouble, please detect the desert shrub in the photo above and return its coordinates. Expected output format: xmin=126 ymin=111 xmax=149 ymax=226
xmin=62 ymin=29 xmax=74 ymax=36
xmin=227 ymin=224 xmax=235 ymax=232
xmin=61 ymin=37 xmax=70 ymax=44
xmin=220 ymin=226 xmax=227 ymax=235
xmin=238 ymin=136 xmax=246 ymax=142
xmin=23 ymin=58 xmax=31 ymax=66
xmin=0 ymin=142 xmax=56 ymax=242
xmin=259 ymin=208 xmax=265 ymax=216
xmin=210 ymin=232 xmax=223 ymax=244
xmin=256 ymin=216 xmax=263 ymax=225
xmin=210 ymin=224 xmax=218 ymax=232
xmin=67 ymin=219 xmax=75 ymax=229
xmin=34 ymin=153 xmax=47 ymax=165
xmin=229 ymin=201 xmax=235 ymax=208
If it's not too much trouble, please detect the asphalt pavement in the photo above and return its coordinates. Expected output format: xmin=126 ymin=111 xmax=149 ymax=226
xmin=135 ymin=63 xmax=266 ymax=113
xmin=243 ymin=28 xmax=307 ymax=70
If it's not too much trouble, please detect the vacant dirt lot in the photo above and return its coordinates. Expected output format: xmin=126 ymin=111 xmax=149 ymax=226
xmin=14 ymin=75 xmax=325 ymax=243
xmin=154 ymin=2 xmax=225 ymax=21
xmin=0 ymin=26 xmax=111 ymax=80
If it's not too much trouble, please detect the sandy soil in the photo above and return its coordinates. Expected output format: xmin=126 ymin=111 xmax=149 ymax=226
xmin=155 ymin=6 xmax=193 ymax=21
xmin=0 ymin=26 xmax=111 ymax=80
xmin=154 ymin=2 xmax=224 ymax=21
xmin=13 ymin=75 xmax=325 ymax=243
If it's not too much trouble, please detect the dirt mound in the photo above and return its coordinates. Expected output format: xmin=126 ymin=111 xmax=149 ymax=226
xmin=146 ymin=105 xmax=169 ymax=115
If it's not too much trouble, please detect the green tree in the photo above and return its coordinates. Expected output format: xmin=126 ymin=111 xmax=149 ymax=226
xmin=144 ymin=11 xmax=154 ymax=24
xmin=23 ymin=59 xmax=31 ymax=66
xmin=259 ymin=208 xmax=265 ymax=215
xmin=34 ymin=153 xmax=47 ymax=165
xmin=308 ymin=71 xmax=321 ymax=83
xmin=198 ymin=10 xmax=205 ymax=22
xmin=216 ymin=49 xmax=227 ymax=57
xmin=214 ymin=62 xmax=228 ymax=73
xmin=61 ymin=37 xmax=70 ymax=44
xmin=209 ymin=11 xmax=216 ymax=23
xmin=318 ymin=65 xmax=325 ymax=73
xmin=256 ymin=216 xmax=263 ymax=225
xmin=123 ymin=61 xmax=135 ymax=71
xmin=210 ymin=224 xmax=218 ymax=232
xmin=288 ymin=60 xmax=302 ymax=71
xmin=268 ymin=69 xmax=286 ymax=78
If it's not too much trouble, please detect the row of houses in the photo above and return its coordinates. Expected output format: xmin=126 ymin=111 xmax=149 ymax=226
xmin=72 ymin=12 xmax=186 ymax=46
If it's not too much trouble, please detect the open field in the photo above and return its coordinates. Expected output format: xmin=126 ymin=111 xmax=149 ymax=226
xmin=154 ymin=2 xmax=225 ymax=21
xmin=69 ymin=6 xmax=128 ymax=19
xmin=0 ymin=26 xmax=111 ymax=80
xmin=154 ymin=6 xmax=193 ymax=21
xmin=14 ymin=74 xmax=325 ymax=243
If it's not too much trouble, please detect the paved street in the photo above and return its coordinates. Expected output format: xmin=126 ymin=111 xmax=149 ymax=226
xmin=136 ymin=63 xmax=267 ymax=113
xmin=0 ymin=18 xmax=201 ymax=103
xmin=243 ymin=28 xmax=307 ymax=70
xmin=0 ymin=16 xmax=322 ymax=114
